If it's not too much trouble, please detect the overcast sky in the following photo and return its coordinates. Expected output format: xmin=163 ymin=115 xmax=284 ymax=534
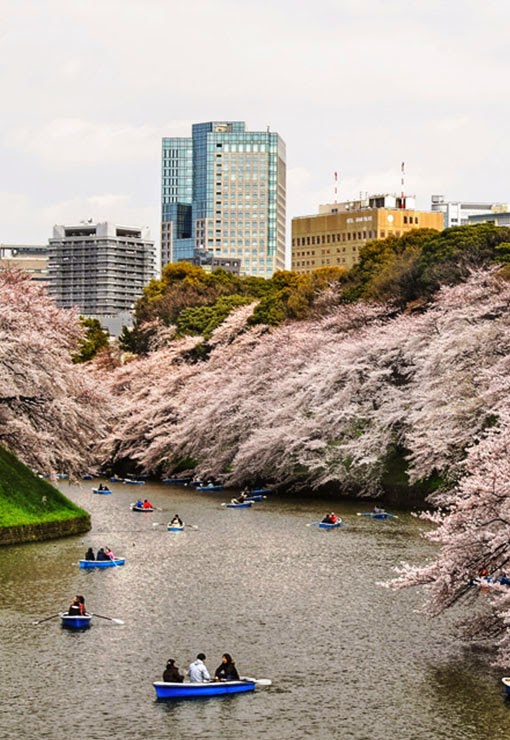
xmin=1 ymin=0 xmax=510 ymax=249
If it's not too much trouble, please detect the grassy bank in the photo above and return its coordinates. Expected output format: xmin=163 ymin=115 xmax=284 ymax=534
xmin=0 ymin=446 xmax=90 ymax=539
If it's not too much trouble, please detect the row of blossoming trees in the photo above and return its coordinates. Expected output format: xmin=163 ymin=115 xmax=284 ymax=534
xmin=4 ymin=263 xmax=510 ymax=663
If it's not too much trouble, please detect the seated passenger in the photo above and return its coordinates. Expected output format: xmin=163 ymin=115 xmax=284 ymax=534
xmin=163 ymin=658 xmax=184 ymax=683
xmin=214 ymin=653 xmax=240 ymax=681
xmin=142 ymin=499 xmax=153 ymax=509
xmin=85 ymin=547 xmax=95 ymax=561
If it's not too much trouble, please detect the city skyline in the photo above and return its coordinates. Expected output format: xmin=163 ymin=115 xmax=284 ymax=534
xmin=1 ymin=0 xmax=510 ymax=252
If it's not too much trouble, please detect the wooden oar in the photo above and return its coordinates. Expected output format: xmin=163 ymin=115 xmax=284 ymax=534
xmin=91 ymin=612 xmax=124 ymax=625
xmin=33 ymin=613 xmax=60 ymax=625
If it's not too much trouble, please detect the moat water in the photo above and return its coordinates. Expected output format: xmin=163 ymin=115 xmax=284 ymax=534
xmin=1 ymin=480 xmax=509 ymax=739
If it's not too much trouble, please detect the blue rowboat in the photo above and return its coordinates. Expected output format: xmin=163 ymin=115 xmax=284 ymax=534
xmin=123 ymin=478 xmax=145 ymax=485
xmin=250 ymin=488 xmax=271 ymax=495
xmin=130 ymin=504 xmax=154 ymax=512
xmin=358 ymin=512 xmax=397 ymax=520
xmin=79 ymin=558 xmax=125 ymax=568
xmin=56 ymin=473 xmax=68 ymax=480
xmin=60 ymin=613 xmax=92 ymax=629
xmin=196 ymin=484 xmax=223 ymax=491
xmin=110 ymin=476 xmax=123 ymax=483
xmin=153 ymin=679 xmax=256 ymax=700
xmin=82 ymin=474 xmax=93 ymax=480
xmin=92 ymin=488 xmax=112 ymax=495
xmin=319 ymin=520 xmax=344 ymax=529
xmin=162 ymin=476 xmax=192 ymax=485
xmin=167 ymin=524 xmax=185 ymax=532
xmin=502 ymin=677 xmax=510 ymax=696
xmin=224 ymin=501 xmax=252 ymax=509
xmin=244 ymin=495 xmax=265 ymax=503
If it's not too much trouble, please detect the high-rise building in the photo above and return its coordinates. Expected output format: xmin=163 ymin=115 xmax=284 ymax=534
xmin=292 ymin=194 xmax=444 ymax=274
xmin=431 ymin=195 xmax=509 ymax=228
xmin=161 ymin=121 xmax=286 ymax=278
xmin=47 ymin=221 xmax=156 ymax=333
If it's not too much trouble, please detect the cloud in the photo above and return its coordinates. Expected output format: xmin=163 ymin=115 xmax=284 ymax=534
xmin=3 ymin=119 xmax=191 ymax=167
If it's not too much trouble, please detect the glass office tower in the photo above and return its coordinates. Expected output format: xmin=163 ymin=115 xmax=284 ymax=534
xmin=161 ymin=121 xmax=286 ymax=278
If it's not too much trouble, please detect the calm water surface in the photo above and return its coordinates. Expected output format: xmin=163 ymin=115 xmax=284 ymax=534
xmin=1 ymin=481 xmax=509 ymax=740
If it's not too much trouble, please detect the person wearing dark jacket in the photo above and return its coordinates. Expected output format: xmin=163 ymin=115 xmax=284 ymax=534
xmin=96 ymin=548 xmax=109 ymax=561
xmin=163 ymin=659 xmax=184 ymax=683
xmin=214 ymin=653 xmax=240 ymax=681
xmin=85 ymin=547 xmax=95 ymax=561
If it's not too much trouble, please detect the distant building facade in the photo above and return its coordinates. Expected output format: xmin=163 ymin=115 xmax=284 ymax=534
xmin=47 ymin=222 xmax=156 ymax=331
xmin=292 ymin=194 xmax=444 ymax=274
xmin=468 ymin=212 xmax=510 ymax=227
xmin=431 ymin=195 xmax=509 ymax=228
xmin=0 ymin=244 xmax=48 ymax=282
xmin=161 ymin=121 xmax=286 ymax=279
xmin=180 ymin=249 xmax=241 ymax=275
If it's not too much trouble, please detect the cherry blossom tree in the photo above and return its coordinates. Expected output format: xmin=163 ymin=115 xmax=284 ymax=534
xmin=0 ymin=269 xmax=107 ymax=475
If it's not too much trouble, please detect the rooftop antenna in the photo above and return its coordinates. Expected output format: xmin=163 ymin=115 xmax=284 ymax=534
xmin=334 ymin=171 xmax=338 ymax=203
xmin=400 ymin=161 xmax=405 ymax=208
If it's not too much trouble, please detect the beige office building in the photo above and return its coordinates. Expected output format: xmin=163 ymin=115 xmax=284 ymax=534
xmin=291 ymin=194 xmax=444 ymax=274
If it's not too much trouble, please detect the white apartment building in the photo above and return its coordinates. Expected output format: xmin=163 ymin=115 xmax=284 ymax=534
xmin=47 ymin=222 xmax=156 ymax=330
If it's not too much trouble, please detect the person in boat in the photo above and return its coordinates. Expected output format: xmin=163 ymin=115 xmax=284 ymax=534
xmin=142 ymin=499 xmax=153 ymax=509
xmin=85 ymin=547 xmax=95 ymax=561
xmin=170 ymin=514 xmax=183 ymax=527
xmin=68 ymin=595 xmax=86 ymax=616
xmin=104 ymin=546 xmax=115 ymax=560
xmin=321 ymin=512 xmax=338 ymax=524
xmin=96 ymin=547 xmax=109 ymax=561
xmin=214 ymin=653 xmax=240 ymax=682
xmin=188 ymin=653 xmax=211 ymax=683
xmin=98 ymin=483 xmax=104 ymax=491
xmin=135 ymin=499 xmax=144 ymax=508
xmin=373 ymin=505 xmax=385 ymax=514
xmin=163 ymin=658 xmax=184 ymax=683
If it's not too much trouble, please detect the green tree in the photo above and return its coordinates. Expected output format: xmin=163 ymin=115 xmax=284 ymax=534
xmin=73 ymin=317 xmax=109 ymax=363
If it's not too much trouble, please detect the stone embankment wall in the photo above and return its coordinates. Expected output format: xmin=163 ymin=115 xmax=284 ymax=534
xmin=0 ymin=515 xmax=91 ymax=546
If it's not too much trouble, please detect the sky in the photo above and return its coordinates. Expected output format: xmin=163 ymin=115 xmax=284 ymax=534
xmin=2 ymin=0 xmax=510 ymax=252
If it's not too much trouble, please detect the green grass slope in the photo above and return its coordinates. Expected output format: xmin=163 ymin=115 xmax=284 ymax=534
xmin=0 ymin=445 xmax=90 ymax=527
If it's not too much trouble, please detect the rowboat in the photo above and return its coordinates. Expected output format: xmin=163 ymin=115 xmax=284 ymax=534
xmin=223 ymin=501 xmax=252 ymax=509
xmin=167 ymin=524 xmax=185 ymax=532
xmin=130 ymin=503 xmax=154 ymax=512
xmin=82 ymin=474 xmax=94 ymax=480
xmin=153 ymin=679 xmax=256 ymax=700
xmin=110 ymin=476 xmax=123 ymax=483
xmin=250 ymin=488 xmax=271 ymax=495
xmin=92 ymin=488 xmax=112 ymax=495
xmin=123 ymin=478 xmax=145 ymax=485
xmin=196 ymin=484 xmax=223 ymax=491
xmin=60 ymin=613 xmax=92 ymax=629
xmin=162 ymin=476 xmax=192 ymax=485
xmin=358 ymin=512 xmax=397 ymax=520
xmin=502 ymin=677 xmax=510 ymax=696
xmin=56 ymin=473 xmax=68 ymax=480
xmin=244 ymin=495 xmax=265 ymax=503
xmin=319 ymin=520 xmax=344 ymax=529
xmin=79 ymin=558 xmax=125 ymax=568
